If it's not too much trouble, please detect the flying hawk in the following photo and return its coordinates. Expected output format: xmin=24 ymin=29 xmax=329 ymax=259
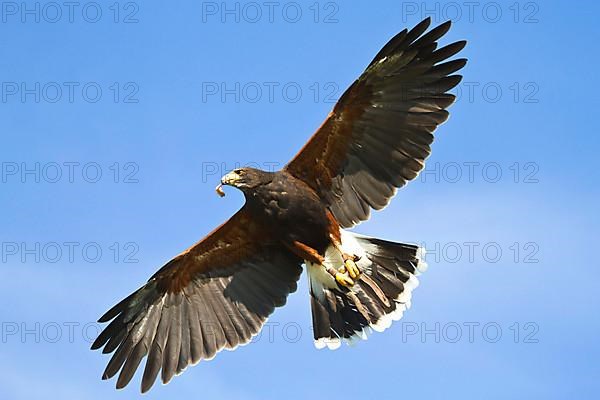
xmin=92 ymin=17 xmax=467 ymax=392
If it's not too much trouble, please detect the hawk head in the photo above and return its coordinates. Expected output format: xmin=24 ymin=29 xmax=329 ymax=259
xmin=216 ymin=167 xmax=273 ymax=197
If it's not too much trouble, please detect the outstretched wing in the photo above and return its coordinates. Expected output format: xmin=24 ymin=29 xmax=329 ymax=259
xmin=285 ymin=18 xmax=467 ymax=227
xmin=91 ymin=208 xmax=302 ymax=392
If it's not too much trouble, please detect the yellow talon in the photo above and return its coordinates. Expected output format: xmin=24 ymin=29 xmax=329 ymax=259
xmin=335 ymin=272 xmax=355 ymax=287
xmin=344 ymin=259 xmax=360 ymax=279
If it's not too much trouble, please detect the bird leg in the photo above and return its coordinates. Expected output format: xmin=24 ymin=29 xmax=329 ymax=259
xmin=329 ymin=234 xmax=361 ymax=282
xmin=284 ymin=240 xmax=324 ymax=265
xmin=284 ymin=240 xmax=355 ymax=288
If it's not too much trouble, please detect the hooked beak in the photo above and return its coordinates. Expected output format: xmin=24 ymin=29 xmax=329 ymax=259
xmin=215 ymin=171 xmax=241 ymax=197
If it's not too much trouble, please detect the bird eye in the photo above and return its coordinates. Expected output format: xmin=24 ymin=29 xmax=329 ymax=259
xmin=234 ymin=169 xmax=243 ymax=175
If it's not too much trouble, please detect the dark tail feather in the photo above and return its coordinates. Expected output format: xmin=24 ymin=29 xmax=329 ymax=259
xmin=307 ymin=232 xmax=427 ymax=349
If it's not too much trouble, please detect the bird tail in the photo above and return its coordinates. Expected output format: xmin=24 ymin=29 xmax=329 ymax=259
xmin=307 ymin=231 xmax=427 ymax=349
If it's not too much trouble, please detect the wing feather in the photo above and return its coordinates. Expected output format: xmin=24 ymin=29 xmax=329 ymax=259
xmin=92 ymin=207 xmax=302 ymax=392
xmin=285 ymin=18 xmax=467 ymax=227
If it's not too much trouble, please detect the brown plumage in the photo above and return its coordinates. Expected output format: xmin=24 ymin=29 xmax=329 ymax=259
xmin=92 ymin=17 xmax=467 ymax=392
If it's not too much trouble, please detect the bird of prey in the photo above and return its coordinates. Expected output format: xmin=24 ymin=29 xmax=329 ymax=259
xmin=92 ymin=17 xmax=466 ymax=392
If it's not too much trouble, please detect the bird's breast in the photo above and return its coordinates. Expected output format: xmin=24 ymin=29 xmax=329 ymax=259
xmin=248 ymin=179 xmax=331 ymax=252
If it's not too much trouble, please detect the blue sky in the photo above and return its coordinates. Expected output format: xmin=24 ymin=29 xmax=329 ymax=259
xmin=1 ymin=0 xmax=598 ymax=398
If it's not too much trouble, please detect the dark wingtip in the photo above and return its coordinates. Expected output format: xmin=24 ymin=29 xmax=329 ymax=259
xmin=417 ymin=16 xmax=432 ymax=30
xmin=90 ymin=330 xmax=108 ymax=350
xmin=97 ymin=306 xmax=119 ymax=323
xmin=438 ymin=19 xmax=452 ymax=29
xmin=141 ymin=382 xmax=153 ymax=394
xmin=90 ymin=340 xmax=102 ymax=351
xmin=455 ymin=58 xmax=468 ymax=69
xmin=98 ymin=315 xmax=112 ymax=323
xmin=447 ymin=74 xmax=464 ymax=87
